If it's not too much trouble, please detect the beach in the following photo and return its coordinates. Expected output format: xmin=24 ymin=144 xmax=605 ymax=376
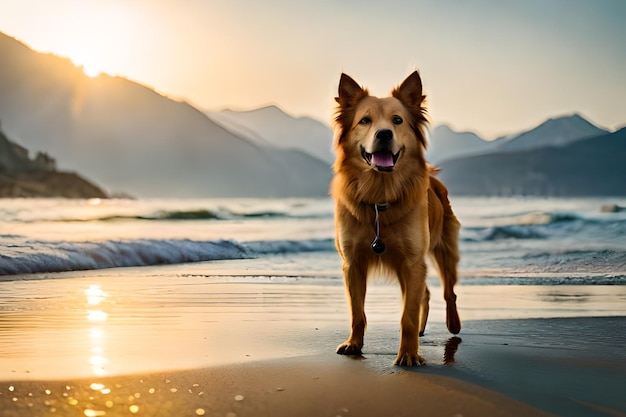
xmin=1 ymin=197 xmax=625 ymax=416
xmin=1 ymin=255 xmax=625 ymax=417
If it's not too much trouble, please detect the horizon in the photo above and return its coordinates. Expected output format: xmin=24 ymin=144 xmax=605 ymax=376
xmin=0 ymin=0 xmax=625 ymax=139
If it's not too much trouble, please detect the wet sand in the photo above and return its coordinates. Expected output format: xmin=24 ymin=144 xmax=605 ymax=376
xmin=1 ymin=260 xmax=625 ymax=416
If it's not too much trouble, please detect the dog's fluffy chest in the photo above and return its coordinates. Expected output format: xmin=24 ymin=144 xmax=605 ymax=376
xmin=335 ymin=200 xmax=430 ymax=259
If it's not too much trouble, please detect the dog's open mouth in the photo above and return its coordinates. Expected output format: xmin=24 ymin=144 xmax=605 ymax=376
xmin=361 ymin=146 xmax=402 ymax=172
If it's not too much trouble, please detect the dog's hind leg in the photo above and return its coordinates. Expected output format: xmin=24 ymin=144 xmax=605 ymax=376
xmin=431 ymin=220 xmax=461 ymax=335
xmin=429 ymin=177 xmax=462 ymax=335
xmin=337 ymin=261 xmax=368 ymax=355
xmin=418 ymin=286 xmax=430 ymax=336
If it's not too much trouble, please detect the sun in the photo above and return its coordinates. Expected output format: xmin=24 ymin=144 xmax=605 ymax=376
xmin=81 ymin=62 xmax=102 ymax=78
xmin=59 ymin=3 xmax=139 ymax=80
xmin=69 ymin=49 xmax=104 ymax=78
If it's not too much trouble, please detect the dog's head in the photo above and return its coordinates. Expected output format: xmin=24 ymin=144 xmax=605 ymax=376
xmin=334 ymin=72 xmax=428 ymax=173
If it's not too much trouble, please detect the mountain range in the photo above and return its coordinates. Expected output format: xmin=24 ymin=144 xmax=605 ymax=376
xmin=438 ymin=127 xmax=626 ymax=196
xmin=207 ymin=105 xmax=624 ymax=197
xmin=0 ymin=32 xmax=331 ymax=198
xmin=0 ymin=31 xmax=623 ymax=198
xmin=425 ymin=114 xmax=608 ymax=164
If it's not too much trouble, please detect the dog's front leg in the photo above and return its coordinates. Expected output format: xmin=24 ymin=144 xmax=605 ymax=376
xmin=395 ymin=260 xmax=427 ymax=366
xmin=337 ymin=261 xmax=367 ymax=355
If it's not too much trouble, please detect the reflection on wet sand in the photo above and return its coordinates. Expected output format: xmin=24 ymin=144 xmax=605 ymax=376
xmin=1 ymin=273 xmax=625 ymax=382
xmin=85 ymin=285 xmax=109 ymax=377
xmin=443 ymin=336 xmax=462 ymax=365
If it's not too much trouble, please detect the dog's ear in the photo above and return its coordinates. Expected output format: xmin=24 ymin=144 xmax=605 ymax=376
xmin=392 ymin=71 xmax=424 ymax=108
xmin=336 ymin=73 xmax=368 ymax=107
xmin=392 ymin=71 xmax=428 ymax=148
xmin=334 ymin=73 xmax=369 ymax=145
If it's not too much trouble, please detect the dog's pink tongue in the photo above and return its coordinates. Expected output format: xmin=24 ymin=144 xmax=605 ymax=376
xmin=372 ymin=152 xmax=394 ymax=167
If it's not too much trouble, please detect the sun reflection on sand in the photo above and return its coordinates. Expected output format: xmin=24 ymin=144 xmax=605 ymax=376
xmin=85 ymin=285 xmax=108 ymax=305
xmin=85 ymin=285 xmax=109 ymax=377
xmin=87 ymin=310 xmax=108 ymax=322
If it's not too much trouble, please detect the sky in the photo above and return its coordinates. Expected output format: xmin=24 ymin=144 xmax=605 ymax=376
xmin=0 ymin=0 xmax=625 ymax=139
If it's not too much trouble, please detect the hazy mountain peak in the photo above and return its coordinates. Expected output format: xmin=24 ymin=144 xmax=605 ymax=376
xmin=438 ymin=127 xmax=626 ymax=196
xmin=426 ymin=124 xmax=492 ymax=164
xmin=542 ymin=112 xmax=600 ymax=129
xmin=497 ymin=113 xmax=608 ymax=153
xmin=222 ymin=104 xmax=283 ymax=116
xmin=431 ymin=124 xmax=455 ymax=134
xmin=256 ymin=104 xmax=286 ymax=115
xmin=207 ymin=106 xmax=334 ymax=164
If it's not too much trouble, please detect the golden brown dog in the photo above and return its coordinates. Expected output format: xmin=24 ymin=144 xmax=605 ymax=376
xmin=331 ymin=71 xmax=461 ymax=366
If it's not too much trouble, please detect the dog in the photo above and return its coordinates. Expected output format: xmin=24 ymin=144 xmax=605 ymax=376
xmin=331 ymin=71 xmax=461 ymax=366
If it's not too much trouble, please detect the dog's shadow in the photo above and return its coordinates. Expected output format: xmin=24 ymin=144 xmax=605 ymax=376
xmin=345 ymin=335 xmax=463 ymax=367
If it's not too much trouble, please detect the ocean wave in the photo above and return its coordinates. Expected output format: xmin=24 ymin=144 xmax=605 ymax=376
xmin=92 ymin=210 xmax=221 ymax=221
xmin=514 ymin=211 xmax=581 ymax=226
xmin=462 ymin=210 xmax=626 ymax=242
xmin=522 ymin=249 xmax=626 ymax=270
xmin=462 ymin=226 xmax=546 ymax=242
xmin=42 ymin=208 xmax=331 ymax=223
xmin=0 ymin=237 xmax=336 ymax=277
xmin=460 ymin=275 xmax=626 ymax=286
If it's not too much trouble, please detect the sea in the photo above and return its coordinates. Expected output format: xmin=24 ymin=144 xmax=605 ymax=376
xmin=1 ymin=197 xmax=625 ymax=284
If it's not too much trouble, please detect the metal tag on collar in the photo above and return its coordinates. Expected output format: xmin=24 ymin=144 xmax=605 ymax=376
xmin=371 ymin=203 xmax=387 ymax=254
xmin=375 ymin=203 xmax=389 ymax=212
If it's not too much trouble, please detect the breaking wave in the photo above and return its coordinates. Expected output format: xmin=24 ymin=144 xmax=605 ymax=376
xmin=0 ymin=236 xmax=336 ymax=277
xmin=463 ymin=210 xmax=626 ymax=242
xmin=463 ymin=226 xmax=546 ymax=242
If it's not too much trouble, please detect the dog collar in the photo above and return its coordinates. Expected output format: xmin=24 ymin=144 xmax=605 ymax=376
xmin=371 ymin=203 xmax=389 ymax=254
xmin=375 ymin=203 xmax=389 ymax=212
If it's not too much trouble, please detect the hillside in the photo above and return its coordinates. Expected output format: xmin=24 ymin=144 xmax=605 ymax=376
xmin=426 ymin=125 xmax=494 ymax=164
xmin=0 ymin=32 xmax=331 ymax=198
xmin=208 ymin=105 xmax=335 ymax=164
xmin=438 ymin=128 xmax=626 ymax=196
xmin=0 ymin=123 xmax=107 ymax=198
xmin=426 ymin=114 xmax=609 ymax=165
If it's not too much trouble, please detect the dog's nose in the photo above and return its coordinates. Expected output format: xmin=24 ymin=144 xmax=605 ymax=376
xmin=375 ymin=129 xmax=393 ymax=144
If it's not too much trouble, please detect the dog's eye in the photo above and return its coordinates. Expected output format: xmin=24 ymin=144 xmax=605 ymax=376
xmin=359 ymin=117 xmax=371 ymax=125
xmin=392 ymin=116 xmax=403 ymax=125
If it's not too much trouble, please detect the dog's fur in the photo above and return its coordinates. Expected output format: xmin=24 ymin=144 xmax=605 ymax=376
xmin=331 ymin=71 xmax=461 ymax=366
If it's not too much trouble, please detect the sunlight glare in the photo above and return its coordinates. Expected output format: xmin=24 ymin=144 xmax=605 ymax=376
xmin=88 ymin=310 xmax=108 ymax=322
xmin=82 ymin=63 xmax=101 ymax=78
xmin=89 ymin=327 xmax=107 ymax=376
xmin=60 ymin=3 xmax=140 ymax=80
xmin=85 ymin=285 xmax=108 ymax=306
xmin=84 ymin=409 xmax=107 ymax=417
xmin=90 ymin=327 xmax=104 ymax=340
xmin=70 ymin=54 xmax=103 ymax=79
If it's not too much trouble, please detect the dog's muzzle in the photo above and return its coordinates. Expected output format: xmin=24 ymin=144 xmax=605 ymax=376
xmin=360 ymin=128 xmax=402 ymax=172
xmin=361 ymin=129 xmax=402 ymax=172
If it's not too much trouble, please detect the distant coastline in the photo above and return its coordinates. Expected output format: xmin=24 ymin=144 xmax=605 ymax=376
xmin=0 ymin=121 xmax=107 ymax=198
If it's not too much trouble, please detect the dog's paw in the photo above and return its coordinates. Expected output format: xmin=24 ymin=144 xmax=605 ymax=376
xmin=394 ymin=352 xmax=426 ymax=367
xmin=336 ymin=341 xmax=363 ymax=356
xmin=446 ymin=305 xmax=462 ymax=335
